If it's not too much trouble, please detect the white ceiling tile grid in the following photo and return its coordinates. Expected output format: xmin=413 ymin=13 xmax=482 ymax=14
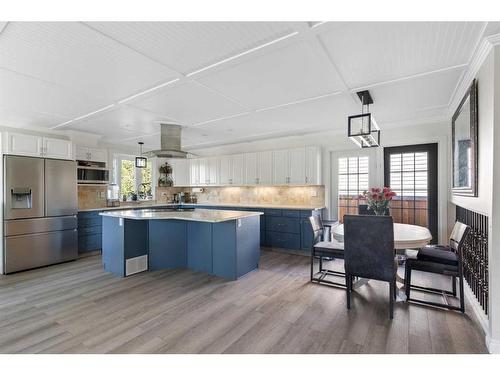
xmin=0 ymin=21 xmax=495 ymax=149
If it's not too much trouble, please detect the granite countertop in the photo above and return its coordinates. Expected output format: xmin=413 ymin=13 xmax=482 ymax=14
xmin=99 ymin=208 xmax=263 ymax=223
xmin=80 ymin=202 xmax=325 ymax=212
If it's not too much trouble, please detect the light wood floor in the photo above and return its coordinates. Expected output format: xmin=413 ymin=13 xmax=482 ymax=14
xmin=0 ymin=250 xmax=488 ymax=354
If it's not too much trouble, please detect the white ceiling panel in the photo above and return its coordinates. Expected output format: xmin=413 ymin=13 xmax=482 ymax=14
xmin=0 ymin=68 xmax=111 ymax=123
xmin=318 ymin=22 xmax=485 ymax=88
xmin=85 ymin=22 xmax=301 ymax=74
xmin=187 ymin=93 xmax=358 ymax=147
xmin=130 ymin=80 xmax=246 ymax=124
xmin=196 ymin=40 xmax=345 ymax=109
xmin=69 ymin=105 xmax=174 ymax=139
xmin=369 ymin=67 xmax=465 ymax=124
xmin=0 ymin=105 xmax=69 ymax=129
xmin=0 ymin=22 xmax=178 ymax=102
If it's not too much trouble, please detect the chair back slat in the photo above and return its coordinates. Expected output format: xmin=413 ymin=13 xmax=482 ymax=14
xmin=344 ymin=215 xmax=395 ymax=282
xmin=450 ymin=221 xmax=471 ymax=253
xmin=309 ymin=215 xmax=324 ymax=245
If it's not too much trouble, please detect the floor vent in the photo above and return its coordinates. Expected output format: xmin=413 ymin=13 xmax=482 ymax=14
xmin=125 ymin=255 xmax=148 ymax=276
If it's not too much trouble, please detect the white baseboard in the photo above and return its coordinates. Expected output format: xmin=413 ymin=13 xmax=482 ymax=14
xmin=486 ymin=335 xmax=500 ymax=354
xmin=464 ymin=283 xmax=489 ymax=332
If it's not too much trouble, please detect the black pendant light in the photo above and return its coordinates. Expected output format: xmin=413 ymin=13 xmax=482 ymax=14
xmin=135 ymin=141 xmax=147 ymax=168
xmin=348 ymin=90 xmax=381 ymax=148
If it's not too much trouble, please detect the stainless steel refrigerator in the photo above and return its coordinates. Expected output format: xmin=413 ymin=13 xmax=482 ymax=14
xmin=3 ymin=155 xmax=78 ymax=273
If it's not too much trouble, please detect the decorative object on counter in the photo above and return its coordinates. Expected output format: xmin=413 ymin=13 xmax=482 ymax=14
xmin=131 ymin=193 xmax=138 ymax=201
xmin=452 ymin=79 xmax=478 ymax=197
xmin=158 ymin=162 xmax=174 ymax=187
xmin=348 ymin=90 xmax=381 ymax=148
xmin=361 ymin=187 xmax=396 ymax=216
xmin=122 ymin=194 xmax=127 ymax=202
xmin=138 ymin=182 xmax=152 ymax=200
xmin=106 ymin=183 xmax=120 ymax=207
xmin=135 ymin=141 xmax=147 ymax=168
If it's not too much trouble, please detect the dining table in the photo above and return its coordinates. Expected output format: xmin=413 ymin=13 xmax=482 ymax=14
xmin=332 ymin=222 xmax=432 ymax=301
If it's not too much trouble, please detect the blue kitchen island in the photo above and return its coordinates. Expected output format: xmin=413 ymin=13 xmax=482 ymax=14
xmin=99 ymin=208 xmax=263 ymax=280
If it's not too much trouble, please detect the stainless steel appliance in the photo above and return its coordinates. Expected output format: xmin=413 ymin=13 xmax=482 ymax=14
xmin=77 ymin=160 xmax=109 ymax=184
xmin=3 ymin=155 xmax=78 ymax=274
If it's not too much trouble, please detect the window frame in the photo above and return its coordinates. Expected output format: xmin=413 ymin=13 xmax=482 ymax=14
xmin=113 ymin=153 xmax=153 ymax=201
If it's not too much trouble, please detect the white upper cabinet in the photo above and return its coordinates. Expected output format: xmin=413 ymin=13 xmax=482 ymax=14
xmin=305 ymin=146 xmax=322 ymax=185
xmin=3 ymin=132 xmax=73 ymax=160
xmin=4 ymin=132 xmax=43 ymax=157
xmin=244 ymin=152 xmax=259 ymax=185
xmin=258 ymin=151 xmax=273 ymax=185
xmin=231 ymin=154 xmax=245 ymax=185
xmin=43 ymin=138 xmax=73 ymax=160
xmin=189 ymin=158 xmax=200 ymax=185
xmin=272 ymin=148 xmax=306 ymax=185
xmin=219 ymin=155 xmax=232 ymax=185
xmin=170 ymin=158 xmax=189 ymax=186
xmin=186 ymin=146 xmax=321 ymax=187
xmin=288 ymin=147 xmax=306 ymax=184
xmin=220 ymin=154 xmax=245 ymax=185
xmin=207 ymin=158 xmax=219 ymax=185
xmin=75 ymin=145 xmax=108 ymax=163
xmin=273 ymin=149 xmax=290 ymax=184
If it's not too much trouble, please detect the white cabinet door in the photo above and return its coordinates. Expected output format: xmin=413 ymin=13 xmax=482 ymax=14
xmin=189 ymin=159 xmax=200 ymax=185
xmin=44 ymin=138 xmax=73 ymax=160
xmin=305 ymin=146 xmax=322 ymax=184
xmin=198 ymin=158 xmax=208 ymax=185
xmin=258 ymin=151 xmax=273 ymax=185
xmin=231 ymin=154 xmax=245 ymax=185
xmin=288 ymin=147 xmax=306 ymax=184
xmin=89 ymin=148 xmax=108 ymax=163
xmin=5 ymin=132 xmax=42 ymax=157
xmin=219 ymin=155 xmax=232 ymax=185
xmin=171 ymin=159 xmax=189 ymax=186
xmin=75 ymin=145 xmax=89 ymax=160
xmin=207 ymin=158 xmax=219 ymax=185
xmin=244 ymin=153 xmax=259 ymax=184
xmin=273 ymin=149 xmax=289 ymax=184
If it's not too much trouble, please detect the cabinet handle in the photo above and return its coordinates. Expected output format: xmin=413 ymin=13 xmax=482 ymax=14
xmin=305 ymin=176 xmax=308 ymax=183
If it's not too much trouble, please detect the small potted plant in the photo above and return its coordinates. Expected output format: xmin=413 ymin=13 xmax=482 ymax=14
xmin=361 ymin=187 xmax=396 ymax=215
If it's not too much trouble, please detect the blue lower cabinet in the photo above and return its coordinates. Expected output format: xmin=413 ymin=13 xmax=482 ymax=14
xmin=187 ymin=221 xmax=213 ymax=274
xmin=266 ymin=216 xmax=301 ymax=234
xmin=78 ymin=211 xmax=103 ymax=253
xmin=300 ymin=218 xmax=313 ymax=251
xmin=266 ymin=231 xmax=301 ymax=250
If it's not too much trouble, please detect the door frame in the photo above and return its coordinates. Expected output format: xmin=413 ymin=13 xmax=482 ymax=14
xmin=383 ymin=143 xmax=438 ymax=243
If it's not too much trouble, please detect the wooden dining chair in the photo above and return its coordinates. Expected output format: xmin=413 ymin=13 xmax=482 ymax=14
xmin=344 ymin=214 xmax=397 ymax=319
xmin=309 ymin=215 xmax=345 ymax=288
xmin=405 ymin=221 xmax=470 ymax=312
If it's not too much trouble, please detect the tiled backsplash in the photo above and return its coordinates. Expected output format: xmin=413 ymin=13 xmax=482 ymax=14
xmin=156 ymin=185 xmax=325 ymax=207
xmin=78 ymin=185 xmax=107 ymax=210
xmin=79 ymin=185 xmax=325 ymax=209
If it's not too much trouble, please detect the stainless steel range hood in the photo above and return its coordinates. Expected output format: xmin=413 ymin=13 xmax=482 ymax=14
xmin=143 ymin=123 xmax=190 ymax=158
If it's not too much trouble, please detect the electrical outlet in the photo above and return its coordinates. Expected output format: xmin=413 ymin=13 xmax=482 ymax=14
xmin=311 ymin=190 xmax=318 ymax=197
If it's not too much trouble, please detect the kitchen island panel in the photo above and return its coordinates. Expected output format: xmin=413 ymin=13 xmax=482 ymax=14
xmin=187 ymin=221 xmax=213 ymax=274
xmin=149 ymin=220 xmax=187 ymax=270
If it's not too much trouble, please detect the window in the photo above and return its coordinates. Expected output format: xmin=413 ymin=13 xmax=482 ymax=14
xmin=338 ymin=156 xmax=369 ymax=221
xmin=116 ymin=155 xmax=153 ymax=200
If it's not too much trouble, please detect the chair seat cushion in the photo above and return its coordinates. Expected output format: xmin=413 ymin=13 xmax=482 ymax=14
xmin=422 ymin=244 xmax=452 ymax=252
xmin=417 ymin=247 xmax=458 ymax=266
xmin=313 ymin=241 xmax=344 ymax=253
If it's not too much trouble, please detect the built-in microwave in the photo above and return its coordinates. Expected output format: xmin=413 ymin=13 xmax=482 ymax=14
xmin=77 ymin=160 xmax=109 ymax=184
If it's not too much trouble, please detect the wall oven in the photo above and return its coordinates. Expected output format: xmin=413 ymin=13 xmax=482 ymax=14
xmin=77 ymin=160 xmax=109 ymax=184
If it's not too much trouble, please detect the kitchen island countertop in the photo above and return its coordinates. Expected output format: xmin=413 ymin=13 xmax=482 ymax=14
xmin=99 ymin=208 xmax=263 ymax=223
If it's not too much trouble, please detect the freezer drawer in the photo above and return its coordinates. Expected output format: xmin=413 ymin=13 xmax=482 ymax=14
xmin=4 ymin=216 xmax=77 ymax=236
xmin=4 ymin=229 xmax=78 ymax=273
